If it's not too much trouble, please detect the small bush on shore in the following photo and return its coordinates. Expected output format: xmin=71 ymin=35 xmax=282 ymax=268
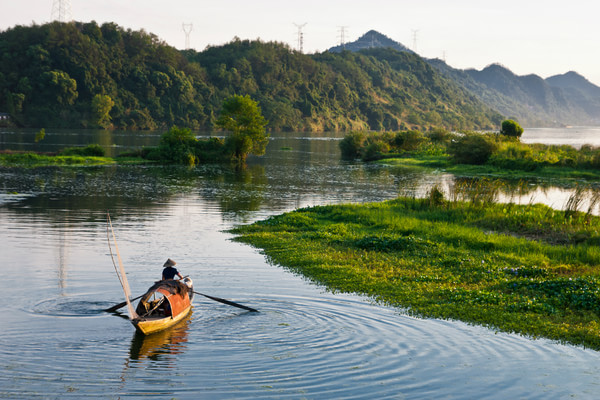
xmin=447 ymin=133 xmax=497 ymax=165
xmin=60 ymin=144 xmax=105 ymax=157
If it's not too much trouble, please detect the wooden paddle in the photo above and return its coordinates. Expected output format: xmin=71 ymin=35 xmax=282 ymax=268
xmin=193 ymin=291 xmax=259 ymax=312
xmin=105 ymin=294 xmax=144 ymax=313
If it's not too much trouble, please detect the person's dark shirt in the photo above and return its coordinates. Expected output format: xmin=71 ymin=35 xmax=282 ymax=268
xmin=162 ymin=266 xmax=179 ymax=280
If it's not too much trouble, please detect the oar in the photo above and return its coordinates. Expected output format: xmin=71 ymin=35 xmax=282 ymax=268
xmin=105 ymin=294 xmax=145 ymax=313
xmin=193 ymin=291 xmax=259 ymax=312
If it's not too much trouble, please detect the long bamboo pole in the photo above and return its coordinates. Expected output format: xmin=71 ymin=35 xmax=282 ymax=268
xmin=107 ymin=212 xmax=138 ymax=320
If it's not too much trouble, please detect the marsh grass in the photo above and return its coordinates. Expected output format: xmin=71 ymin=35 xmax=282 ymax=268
xmin=232 ymin=195 xmax=600 ymax=349
xmin=0 ymin=150 xmax=115 ymax=166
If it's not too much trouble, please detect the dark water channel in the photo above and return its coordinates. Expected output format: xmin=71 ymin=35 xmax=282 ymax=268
xmin=1 ymin=128 xmax=600 ymax=399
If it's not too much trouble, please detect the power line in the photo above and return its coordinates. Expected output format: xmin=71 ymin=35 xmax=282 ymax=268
xmin=51 ymin=0 xmax=72 ymax=22
xmin=182 ymin=23 xmax=193 ymax=50
xmin=293 ymin=23 xmax=307 ymax=53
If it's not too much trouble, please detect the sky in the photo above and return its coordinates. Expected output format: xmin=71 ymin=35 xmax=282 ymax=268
xmin=3 ymin=0 xmax=600 ymax=86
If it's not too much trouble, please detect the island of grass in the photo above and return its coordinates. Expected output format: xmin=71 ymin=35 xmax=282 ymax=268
xmin=231 ymin=191 xmax=600 ymax=350
xmin=0 ymin=145 xmax=119 ymax=167
xmin=340 ymin=126 xmax=600 ymax=181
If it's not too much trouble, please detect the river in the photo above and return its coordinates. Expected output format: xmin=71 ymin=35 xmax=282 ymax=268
xmin=1 ymin=127 xmax=600 ymax=399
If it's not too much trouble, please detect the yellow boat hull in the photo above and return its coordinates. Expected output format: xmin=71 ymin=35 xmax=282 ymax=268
xmin=133 ymin=305 xmax=193 ymax=335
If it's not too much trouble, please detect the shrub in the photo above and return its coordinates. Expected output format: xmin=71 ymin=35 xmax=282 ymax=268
xmin=156 ymin=126 xmax=199 ymax=164
xmin=500 ymin=119 xmax=524 ymax=138
xmin=60 ymin=144 xmax=105 ymax=157
xmin=362 ymin=140 xmax=390 ymax=161
xmin=447 ymin=133 xmax=497 ymax=165
xmin=427 ymin=127 xmax=452 ymax=144
xmin=339 ymin=131 xmax=367 ymax=159
xmin=395 ymin=130 xmax=425 ymax=151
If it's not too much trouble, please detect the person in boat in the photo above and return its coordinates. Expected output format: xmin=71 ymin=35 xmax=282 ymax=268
xmin=162 ymin=258 xmax=183 ymax=280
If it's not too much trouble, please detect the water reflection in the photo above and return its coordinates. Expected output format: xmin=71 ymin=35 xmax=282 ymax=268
xmin=129 ymin=313 xmax=191 ymax=363
xmin=0 ymin=127 xmax=161 ymax=157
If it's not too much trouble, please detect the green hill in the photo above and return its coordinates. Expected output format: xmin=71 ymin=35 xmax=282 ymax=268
xmin=0 ymin=22 xmax=502 ymax=131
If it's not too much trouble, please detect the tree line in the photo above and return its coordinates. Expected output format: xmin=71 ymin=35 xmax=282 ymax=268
xmin=0 ymin=21 xmax=502 ymax=131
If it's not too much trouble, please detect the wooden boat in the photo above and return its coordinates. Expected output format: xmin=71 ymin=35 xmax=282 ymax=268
xmin=132 ymin=277 xmax=194 ymax=335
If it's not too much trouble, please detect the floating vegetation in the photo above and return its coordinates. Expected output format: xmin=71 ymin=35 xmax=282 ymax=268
xmin=232 ymin=195 xmax=600 ymax=349
xmin=0 ymin=150 xmax=116 ymax=167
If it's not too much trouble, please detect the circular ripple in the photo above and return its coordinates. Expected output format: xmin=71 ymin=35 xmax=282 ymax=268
xmin=31 ymin=296 xmax=113 ymax=317
xmin=177 ymin=293 xmax=599 ymax=399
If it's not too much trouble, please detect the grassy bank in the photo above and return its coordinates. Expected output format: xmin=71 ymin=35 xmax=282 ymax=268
xmin=231 ymin=195 xmax=600 ymax=349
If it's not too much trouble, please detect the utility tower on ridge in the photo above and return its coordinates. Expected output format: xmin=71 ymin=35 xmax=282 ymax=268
xmin=294 ymin=23 xmax=307 ymax=53
xmin=337 ymin=26 xmax=348 ymax=48
xmin=411 ymin=29 xmax=419 ymax=53
xmin=182 ymin=23 xmax=193 ymax=50
xmin=51 ymin=0 xmax=72 ymax=22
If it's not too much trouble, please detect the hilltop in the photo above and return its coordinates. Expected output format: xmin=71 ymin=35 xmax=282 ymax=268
xmin=0 ymin=22 xmax=500 ymax=131
xmin=329 ymin=30 xmax=413 ymax=54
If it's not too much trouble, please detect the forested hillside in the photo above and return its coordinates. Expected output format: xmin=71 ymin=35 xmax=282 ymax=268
xmin=0 ymin=22 xmax=502 ymax=131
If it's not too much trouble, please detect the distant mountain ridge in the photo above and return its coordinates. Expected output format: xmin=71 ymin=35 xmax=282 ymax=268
xmin=331 ymin=30 xmax=600 ymax=127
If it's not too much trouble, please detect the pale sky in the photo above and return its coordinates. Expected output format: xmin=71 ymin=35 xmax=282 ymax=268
xmin=3 ymin=0 xmax=599 ymax=86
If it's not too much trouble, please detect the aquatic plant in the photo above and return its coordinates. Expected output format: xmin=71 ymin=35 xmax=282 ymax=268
xmin=0 ymin=150 xmax=114 ymax=166
xmin=232 ymin=196 xmax=600 ymax=350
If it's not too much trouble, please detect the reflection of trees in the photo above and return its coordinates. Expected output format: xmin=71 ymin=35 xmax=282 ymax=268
xmin=0 ymin=163 xmax=268 ymax=222
xmin=208 ymin=165 xmax=267 ymax=215
xmin=445 ymin=177 xmax=594 ymax=208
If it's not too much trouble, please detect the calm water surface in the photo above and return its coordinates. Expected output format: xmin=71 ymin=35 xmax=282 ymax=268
xmin=1 ymin=128 xmax=600 ymax=399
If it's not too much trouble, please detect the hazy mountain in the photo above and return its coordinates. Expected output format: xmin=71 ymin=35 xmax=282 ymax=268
xmin=458 ymin=64 xmax=600 ymax=126
xmin=546 ymin=72 xmax=600 ymax=119
xmin=333 ymin=30 xmax=600 ymax=127
xmin=546 ymin=71 xmax=600 ymax=98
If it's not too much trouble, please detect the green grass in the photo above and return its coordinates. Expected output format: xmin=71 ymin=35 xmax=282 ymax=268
xmin=381 ymin=155 xmax=600 ymax=181
xmin=0 ymin=151 xmax=117 ymax=166
xmin=231 ymin=197 xmax=600 ymax=349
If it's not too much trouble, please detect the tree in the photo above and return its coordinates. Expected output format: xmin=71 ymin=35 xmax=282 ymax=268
xmin=216 ymin=95 xmax=268 ymax=163
xmin=91 ymin=94 xmax=115 ymax=128
xmin=500 ymin=119 xmax=524 ymax=138
xmin=40 ymin=70 xmax=78 ymax=105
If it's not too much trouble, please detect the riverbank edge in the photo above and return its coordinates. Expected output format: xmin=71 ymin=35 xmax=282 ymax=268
xmin=230 ymin=198 xmax=600 ymax=350
xmin=378 ymin=155 xmax=600 ymax=182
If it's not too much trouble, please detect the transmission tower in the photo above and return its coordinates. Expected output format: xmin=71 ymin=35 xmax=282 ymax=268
xmin=337 ymin=26 xmax=348 ymax=48
xmin=51 ymin=0 xmax=72 ymax=22
xmin=182 ymin=23 xmax=193 ymax=50
xmin=411 ymin=29 xmax=419 ymax=53
xmin=293 ymin=23 xmax=307 ymax=53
